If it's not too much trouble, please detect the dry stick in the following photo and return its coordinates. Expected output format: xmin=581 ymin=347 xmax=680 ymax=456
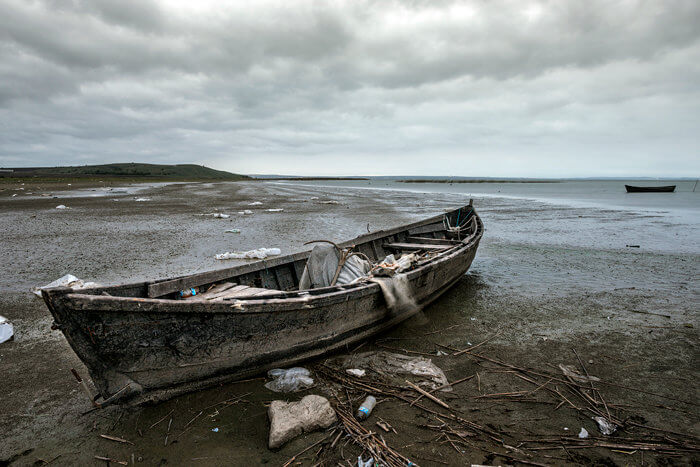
xmin=94 ymin=456 xmax=128 ymax=465
xmin=99 ymin=434 xmax=134 ymax=445
xmin=148 ymin=409 xmax=175 ymax=430
xmin=405 ymin=380 xmax=450 ymax=409
xmin=627 ymin=309 xmax=671 ymax=318
xmin=452 ymin=329 xmax=503 ymax=356
xmin=465 ymin=350 xmax=698 ymax=406
xmin=571 ymin=347 xmax=613 ymax=421
xmin=410 ymin=374 xmax=475 ymax=406
xmin=281 ymin=431 xmax=334 ymax=467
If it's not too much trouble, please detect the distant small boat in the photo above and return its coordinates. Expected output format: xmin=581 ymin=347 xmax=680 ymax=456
xmin=625 ymin=185 xmax=676 ymax=193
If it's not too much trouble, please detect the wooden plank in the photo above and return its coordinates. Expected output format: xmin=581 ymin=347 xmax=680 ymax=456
xmin=407 ymin=236 xmax=459 ymax=245
xmin=383 ymin=242 xmax=449 ymax=251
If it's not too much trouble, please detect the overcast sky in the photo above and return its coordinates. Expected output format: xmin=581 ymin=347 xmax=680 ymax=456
xmin=1 ymin=0 xmax=698 ymax=177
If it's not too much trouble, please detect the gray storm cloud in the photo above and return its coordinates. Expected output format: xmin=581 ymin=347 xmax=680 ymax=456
xmin=0 ymin=0 xmax=698 ymax=176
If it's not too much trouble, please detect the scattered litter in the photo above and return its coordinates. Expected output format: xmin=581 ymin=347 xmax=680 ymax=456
xmin=266 ymin=208 xmax=283 ymax=212
xmin=579 ymin=427 xmax=589 ymax=439
xmin=436 ymin=350 xmax=448 ymax=356
xmin=224 ymin=229 xmax=241 ymax=234
xmin=372 ymin=253 xmax=419 ymax=276
xmin=211 ymin=427 xmax=219 ymax=433
xmin=11 ymin=194 xmax=17 ymax=197
xmin=564 ymin=427 xmax=569 ymax=431
xmin=268 ymin=395 xmax=337 ymax=449
xmin=134 ymin=198 xmax=150 ymax=202
xmin=215 ymin=248 xmax=281 ymax=260
xmin=594 ymin=416 xmax=618 ymax=435
xmin=55 ymin=205 xmax=68 ymax=209
xmin=309 ymin=196 xmax=319 ymax=200
xmin=237 ymin=210 xmax=254 ymax=215
xmin=0 ymin=316 xmax=14 ymax=344
xmin=346 ymin=368 xmax=366 ymax=377
xmin=248 ymin=201 xmax=263 ymax=206
xmin=32 ymin=274 xmax=101 ymax=297
xmin=213 ymin=213 xmax=230 ymax=218
xmin=559 ymin=364 xmax=600 ymax=383
xmin=265 ymin=367 xmax=314 ymax=393
xmin=358 ymin=456 xmax=374 ymax=467
xmin=356 ymin=395 xmax=377 ymax=420
xmin=342 ymin=351 xmax=450 ymax=391
xmin=470 ymin=317 xmax=476 ymax=321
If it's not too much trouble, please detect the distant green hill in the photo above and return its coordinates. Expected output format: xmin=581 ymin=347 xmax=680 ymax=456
xmin=1 ymin=163 xmax=250 ymax=180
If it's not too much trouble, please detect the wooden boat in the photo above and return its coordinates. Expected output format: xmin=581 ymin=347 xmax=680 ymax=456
xmin=625 ymin=184 xmax=676 ymax=193
xmin=42 ymin=204 xmax=483 ymax=406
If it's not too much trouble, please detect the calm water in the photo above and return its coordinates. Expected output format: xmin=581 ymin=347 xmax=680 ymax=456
xmin=274 ymin=179 xmax=700 ymax=255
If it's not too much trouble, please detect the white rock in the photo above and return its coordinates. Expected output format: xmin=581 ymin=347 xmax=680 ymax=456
xmin=268 ymin=395 xmax=336 ymax=449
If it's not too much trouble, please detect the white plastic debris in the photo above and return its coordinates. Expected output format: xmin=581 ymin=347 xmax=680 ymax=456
xmin=211 ymin=427 xmax=219 ymax=433
xmin=32 ymin=274 xmax=101 ymax=297
xmin=344 ymin=352 xmax=451 ymax=391
xmin=224 ymin=229 xmax=241 ymax=234
xmin=436 ymin=350 xmax=448 ymax=356
xmin=0 ymin=316 xmax=14 ymax=344
xmin=319 ymin=200 xmax=339 ymax=204
xmin=265 ymin=368 xmax=314 ymax=393
xmin=346 ymin=369 xmax=366 ymax=377
xmin=593 ymin=416 xmax=617 ymax=435
xmin=578 ymin=427 xmax=589 ymax=439
xmin=134 ymin=198 xmax=150 ymax=202
xmin=358 ymin=456 xmax=374 ymax=467
xmin=11 ymin=194 xmax=17 ymax=197
xmin=266 ymin=208 xmax=283 ymax=212
xmin=248 ymin=201 xmax=263 ymax=206
xmin=215 ymin=248 xmax=281 ymax=260
xmin=213 ymin=213 xmax=230 ymax=218
xmin=237 ymin=210 xmax=253 ymax=215
xmin=55 ymin=205 xmax=68 ymax=209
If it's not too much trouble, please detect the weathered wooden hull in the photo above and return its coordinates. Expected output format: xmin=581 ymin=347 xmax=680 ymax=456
xmin=42 ymin=206 xmax=483 ymax=405
xmin=625 ymin=184 xmax=676 ymax=193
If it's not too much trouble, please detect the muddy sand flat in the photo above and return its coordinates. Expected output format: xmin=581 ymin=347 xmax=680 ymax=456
xmin=0 ymin=180 xmax=697 ymax=466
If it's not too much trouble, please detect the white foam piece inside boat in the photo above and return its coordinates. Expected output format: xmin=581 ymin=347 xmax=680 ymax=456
xmin=215 ymin=248 xmax=281 ymax=260
xmin=0 ymin=316 xmax=14 ymax=344
xmin=32 ymin=274 xmax=101 ymax=297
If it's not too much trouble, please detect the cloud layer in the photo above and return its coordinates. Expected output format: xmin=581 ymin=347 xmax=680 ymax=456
xmin=1 ymin=0 xmax=698 ymax=176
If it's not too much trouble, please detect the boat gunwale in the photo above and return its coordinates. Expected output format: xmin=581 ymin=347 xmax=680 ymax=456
xmin=57 ymin=212 xmax=483 ymax=314
xmin=60 ymin=231 xmax=481 ymax=314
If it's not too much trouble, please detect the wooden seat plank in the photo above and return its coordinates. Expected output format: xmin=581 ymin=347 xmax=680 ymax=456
xmin=383 ymin=242 xmax=449 ymax=251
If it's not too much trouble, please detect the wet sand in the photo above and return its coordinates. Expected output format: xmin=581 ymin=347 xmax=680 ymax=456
xmin=0 ymin=180 xmax=697 ymax=466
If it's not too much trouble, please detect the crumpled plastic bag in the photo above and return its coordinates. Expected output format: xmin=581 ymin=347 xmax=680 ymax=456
xmin=215 ymin=248 xmax=281 ymax=260
xmin=265 ymin=367 xmax=314 ymax=392
xmin=373 ymin=253 xmax=419 ymax=277
xmin=0 ymin=316 xmax=14 ymax=344
xmin=593 ymin=416 xmax=617 ymax=435
xmin=32 ymin=274 xmax=101 ymax=297
xmin=343 ymin=351 xmax=451 ymax=391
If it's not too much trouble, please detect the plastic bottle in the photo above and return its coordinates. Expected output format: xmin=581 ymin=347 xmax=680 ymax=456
xmin=356 ymin=395 xmax=376 ymax=420
xmin=179 ymin=287 xmax=199 ymax=298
